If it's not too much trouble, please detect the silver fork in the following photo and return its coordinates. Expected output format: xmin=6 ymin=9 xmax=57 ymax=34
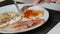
xmin=13 ymin=0 xmax=33 ymax=21
xmin=13 ymin=0 xmax=33 ymax=16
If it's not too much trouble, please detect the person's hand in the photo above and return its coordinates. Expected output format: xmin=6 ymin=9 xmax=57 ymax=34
xmin=33 ymin=0 xmax=60 ymax=5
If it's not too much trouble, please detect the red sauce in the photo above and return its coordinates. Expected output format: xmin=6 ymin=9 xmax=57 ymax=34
xmin=23 ymin=10 xmax=44 ymax=18
xmin=23 ymin=10 xmax=33 ymax=18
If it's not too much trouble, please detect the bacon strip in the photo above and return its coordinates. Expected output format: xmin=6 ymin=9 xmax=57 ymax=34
xmin=11 ymin=18 xmax=45 ymax=30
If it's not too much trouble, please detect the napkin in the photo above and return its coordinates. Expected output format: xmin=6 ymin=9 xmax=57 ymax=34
xmin=47 ymin=22 xmax=60 ymax=34
xmin=38 ymin=3 xmax=60 ymax=11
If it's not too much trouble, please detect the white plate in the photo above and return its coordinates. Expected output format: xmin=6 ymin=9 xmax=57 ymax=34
xmin=0 ymin=4 xmax=49 ymax=33
xmin=0 ymin=0 xmax=4 ymax=2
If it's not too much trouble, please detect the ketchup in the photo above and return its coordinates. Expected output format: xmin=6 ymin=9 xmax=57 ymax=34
xmin=23 ymin=10 xmax=40 ymax=18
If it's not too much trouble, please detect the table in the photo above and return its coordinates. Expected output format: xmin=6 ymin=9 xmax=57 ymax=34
xmin=0 ymin=0 xmax=60 ymax=34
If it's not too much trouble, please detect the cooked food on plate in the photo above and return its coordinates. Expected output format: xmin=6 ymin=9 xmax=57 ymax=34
xmin=23 ymin=10 xmax=44 ymax=20
xmin=0 ymin=9 xmax=45 ymax=30
xmin=0 ymin=11 xmax=18 ymax=27
xmin=10 ymin=9 xmax=45 ymax=30
xmin=11 ymin=17 xmax=45 ymax=30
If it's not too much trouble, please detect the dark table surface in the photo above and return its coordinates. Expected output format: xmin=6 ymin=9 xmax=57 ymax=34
xmin=0 ymin=0 xmax=60 ymax=34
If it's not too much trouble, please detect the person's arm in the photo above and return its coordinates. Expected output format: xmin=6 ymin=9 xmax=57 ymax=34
xmin=33 ymin=0 xmax=60 ymax=5
xmin=56 ymin=0 xmax=60 ymax=4
xmin=33 ymin=0 xmax=52 ymax=5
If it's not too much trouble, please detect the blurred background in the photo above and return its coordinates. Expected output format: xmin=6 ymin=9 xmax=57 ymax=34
xmin=14 ymin=0 xmax=34 ymax=4
xmin=0 ymin=0 xmax=60 ymax=11
xmin=0 ymin=0 xmax=34 ymax=4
